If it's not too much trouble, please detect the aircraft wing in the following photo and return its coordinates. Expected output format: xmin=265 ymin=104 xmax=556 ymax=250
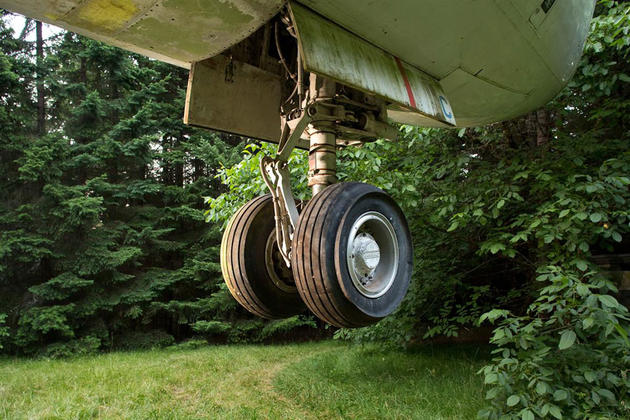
xmin=0 ymin=0 xmax=284 ymax=68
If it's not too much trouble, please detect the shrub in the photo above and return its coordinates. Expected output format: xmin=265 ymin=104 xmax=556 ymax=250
xmin=114 ymin=330 xmax=175 ymax=351
xmin=192 ymin=320 xmax=232 ymax=337
xmin=259 ymin=315 xmax=318 ymax=340
xmin=478 ymin=268 xmax=630 ymax=419
xmin=166 ymin=338 xmax=208 ymax=351
xmin=42 ymin=336 xmax=102 ymax=359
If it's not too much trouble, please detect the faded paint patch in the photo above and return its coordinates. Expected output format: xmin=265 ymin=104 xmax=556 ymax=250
xmin=3 ymin=0 xmax=283 ymax=65
xmin=161 ymin=0 xmax=254 ymax=27
xmin=75 ymin=0 xmax=138 ymax=32
xmin=125 ymin=17 xmax=212 ymax=58
xmin=122 ymin=0 xmax=256 ymax=60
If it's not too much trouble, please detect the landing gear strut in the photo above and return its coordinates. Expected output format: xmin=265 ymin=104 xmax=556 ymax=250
xmin=221 ymin=72 xmax=412 ymax=327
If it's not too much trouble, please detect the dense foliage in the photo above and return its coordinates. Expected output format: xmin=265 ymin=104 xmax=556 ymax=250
xmin=208 ymin=1 xmax=630 ymax=417
xmin=0 ymin=15 xmax=319 ymax=357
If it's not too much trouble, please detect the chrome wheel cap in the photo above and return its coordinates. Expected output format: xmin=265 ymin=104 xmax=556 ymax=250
xmin=347 ymin=211 xmax=399 ymax=298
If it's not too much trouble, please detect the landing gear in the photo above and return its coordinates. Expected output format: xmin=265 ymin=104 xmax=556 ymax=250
xmin=292 ymin=182 xmax=412 ymax=328
xmin=221 ymin=71 xmax=412 ymax=327
xmin=221 ymin=195 xmax=305 ymax=319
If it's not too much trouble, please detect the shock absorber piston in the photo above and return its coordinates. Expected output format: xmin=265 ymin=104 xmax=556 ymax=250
xmin=308 ymin=74 xmax=337 ymax=196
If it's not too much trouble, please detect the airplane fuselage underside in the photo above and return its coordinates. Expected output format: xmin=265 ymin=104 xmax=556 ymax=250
xmin=0 ymin=0 xmax=594 ymax=128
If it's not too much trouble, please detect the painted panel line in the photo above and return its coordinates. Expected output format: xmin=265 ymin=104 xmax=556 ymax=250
xmin=394 ymin=56 xmax=417 ymax=109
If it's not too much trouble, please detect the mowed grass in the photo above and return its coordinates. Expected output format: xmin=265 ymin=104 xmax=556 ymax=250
xmin=0 ymin=341 xmax=488 ymax=419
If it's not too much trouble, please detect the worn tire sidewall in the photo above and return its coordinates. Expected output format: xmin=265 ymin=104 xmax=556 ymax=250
xmin=334 ymin=184 xmax=413 ymax=319
xmin=234 ymin=195 xmax=304 ymax=317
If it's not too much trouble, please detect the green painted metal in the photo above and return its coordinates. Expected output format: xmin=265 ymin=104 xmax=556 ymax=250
xmin=0 ymin=0 xmax=595 ymax=127
xmin=297 ymin=0 xmax=595 ymax=126
xmin=0 ymin=0 xmax=283 ymax=68
xmin=290 ymin=2 xmax=455 ymax=127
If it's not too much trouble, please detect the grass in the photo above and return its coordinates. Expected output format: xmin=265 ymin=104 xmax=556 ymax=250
xmin=0 ymin=341 xmax=488 ymax=419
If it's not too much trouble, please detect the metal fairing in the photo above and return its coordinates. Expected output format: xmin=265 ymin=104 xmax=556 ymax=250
xmin=289 ymin=2 xmax=456 ymax=127
xmin=297 ymin=0 xmax=595 ymax=127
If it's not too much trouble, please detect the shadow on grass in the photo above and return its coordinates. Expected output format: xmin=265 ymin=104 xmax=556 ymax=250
xmin=273 ymin=342 xmax=488 ymax=419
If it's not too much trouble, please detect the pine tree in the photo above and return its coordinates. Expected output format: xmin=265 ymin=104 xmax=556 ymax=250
xmin=0 ymin=16 xmax=255 ymax=355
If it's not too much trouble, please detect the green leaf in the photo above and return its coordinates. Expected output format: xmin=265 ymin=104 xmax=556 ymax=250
xmin=589 ymin=213 xmax=602 ymax=223
xmin=485 ymin=387 xmax=500 ymax=400
xmin=493 ymin=329 xmax=505 ymax=340
xmin=582 ymin=317 xmax=594 ymax=329
xmin=597 ymin=388 xmax=615 ymax=401
xmin=614 ymin=323 xmax=629 ymax=345
xmin=549 ymin=405 xmax=563 ymax=419
xmin=584 ymin=371 xmax=597 ymax=383
xmin=576 ymin=284 xmax=589 ymax=296
xmin=535 ymin=381 xmax=547 ymax=395
xmin=575 ymin=212 xmax=588 ymax=221
xmin=558 ymin=209 xmax=570 ymax=218
xmin=488 ymin=243 xmax=506 ymax=254
xmin=598 ymin=295 xmax=619 ymax=308
xmin=619 ymin=73 xmax=630 ymax=83
xmin=575 ymin=260 xmax=588 ymax=271
xmin=521 ymin=409 xmax=535 ymax=420
xmin=553 ymin=389 xmax=568 ymax=401
xmin=484 ymin=373 xmax=498 ymax=384
xmin=612 ymin=231 xmax=622 ymax=242
xmin=480 ymin=309 xmax=508 ymax=323
xmin=447 ymin=221 xmax=459 ymax=232
xmin=558 ymin=330 xmax=576 ymax=350
xmin=507 ymin=395 xmax=520 ymax=407
xmin=541 ymin=404 xmax=550 ymax=416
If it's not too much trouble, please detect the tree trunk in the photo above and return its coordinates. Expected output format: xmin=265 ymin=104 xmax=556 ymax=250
xmin=193 ymin=158 xmax=204 ymax=182
xmin=535 ymin=109 xmax=552 ymax=146
xmin=36 ymin=21 xmax=45 ymax=136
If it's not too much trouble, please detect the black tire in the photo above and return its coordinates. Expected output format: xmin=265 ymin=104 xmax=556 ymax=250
xmin=221 ymin=195 xmax=305 ymax=319
xmin=292 ymin=182 xmax=412 ymax=328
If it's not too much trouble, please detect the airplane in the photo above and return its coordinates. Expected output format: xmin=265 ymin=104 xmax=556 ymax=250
xmin=0 ymin=0 xmax=595 ymax=328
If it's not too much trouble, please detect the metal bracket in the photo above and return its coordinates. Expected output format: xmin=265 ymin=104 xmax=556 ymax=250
xmin=260 ymin=108 xmax=313 ymax=267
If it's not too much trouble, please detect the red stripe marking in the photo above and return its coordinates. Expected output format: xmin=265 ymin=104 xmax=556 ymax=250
xmin=394 ymin=56 xmax=417 ymax=109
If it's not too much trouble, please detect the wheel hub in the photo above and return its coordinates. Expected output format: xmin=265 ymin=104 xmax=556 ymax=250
xmin=347 ymin=211 xmax=399 ymax=298
xmin=265 ymin=230 xmax=296 ymax=293
xmin=350 ymin=232 xmax=381 ymax=282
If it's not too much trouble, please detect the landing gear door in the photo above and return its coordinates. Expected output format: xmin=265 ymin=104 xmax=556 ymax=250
xmin=184 ymin=54 xmax=283 ymax=142
xmin=289 ymin=2 xmax=456 ymax=128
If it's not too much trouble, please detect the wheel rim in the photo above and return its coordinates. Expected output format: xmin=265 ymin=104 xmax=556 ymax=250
xmin=346 ymin=211 xmax=399 ymax=298
xmin=265 ymin=230 xmax=296 ymax=293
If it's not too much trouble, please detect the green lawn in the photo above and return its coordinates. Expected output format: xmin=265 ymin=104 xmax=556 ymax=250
xmin=0 ymin=341 xmax=488 ymax=419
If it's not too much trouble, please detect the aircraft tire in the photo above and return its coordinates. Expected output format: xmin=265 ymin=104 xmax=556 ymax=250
xmin=221 ymin=194 xmax=305 ymax=319
xmin=292 ymin=182 xmax=412 ymax=328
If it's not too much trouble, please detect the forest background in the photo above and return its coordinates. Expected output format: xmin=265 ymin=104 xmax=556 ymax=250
xmin=0 ymin=1 xmax=629 ymax=418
